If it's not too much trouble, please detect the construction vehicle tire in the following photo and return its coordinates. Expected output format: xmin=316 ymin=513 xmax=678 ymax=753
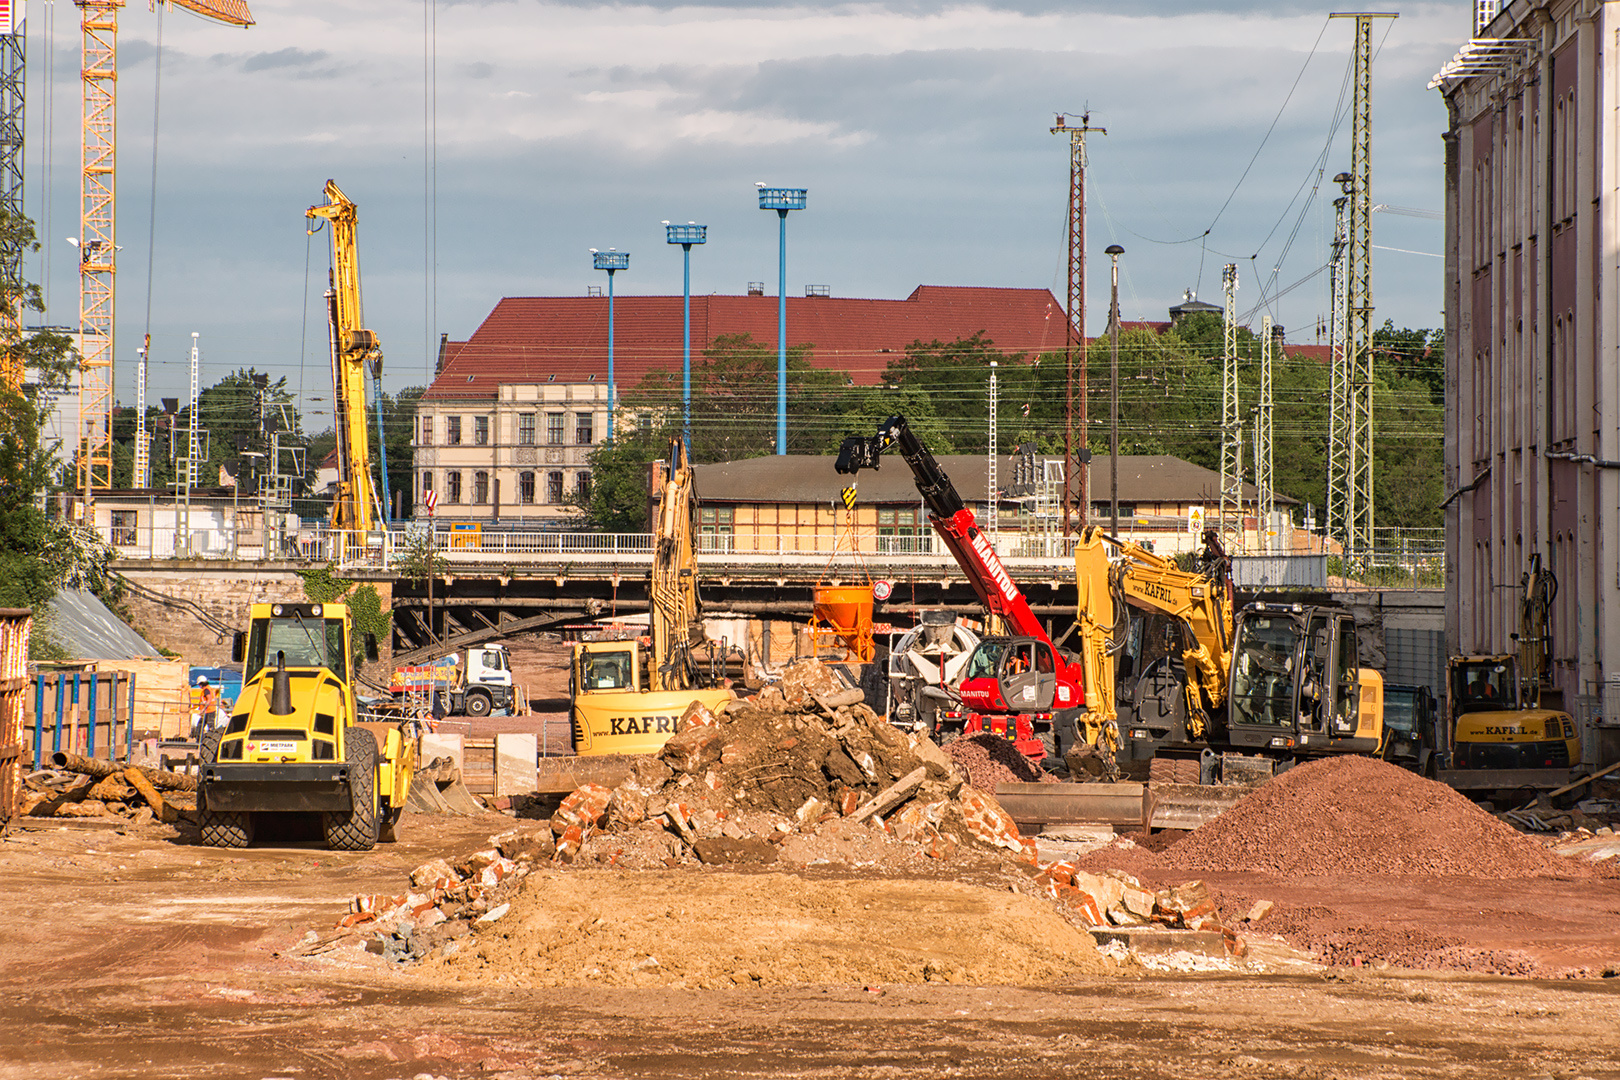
xmin=325 ymin=729 xmax=378 ymax=852
xmin=464 ymin=689 xmax=492 ymax=718
xmin=196 ymin=730 xmax=255 ymax=847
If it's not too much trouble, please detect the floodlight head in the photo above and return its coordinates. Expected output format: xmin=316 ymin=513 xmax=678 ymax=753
xmin=665 ymin=223 xmax=707 ymax=245
xmin=65 ymin=237 xmax=79 ymax=247
xmin=589 ymin=247 xmax=598 ymax=253
xmin=661 ymin=220 xmax=670 ymax=225
xmin=755 ymin=181 xmax=765 ymax=188
xmin=593 ymin=249 xmax=630 ymax=271
xmin=1105 ymin=244 xmax=1124 ymax=256
xmin=757 ymin=186 xmax=808 ymax=212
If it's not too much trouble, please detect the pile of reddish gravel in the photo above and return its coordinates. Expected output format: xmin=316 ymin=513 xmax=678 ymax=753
xmin=945 ymin=733 xmax=1057 ymax=791
xmin=1161 ymin=756 xmax=1585 ymax=879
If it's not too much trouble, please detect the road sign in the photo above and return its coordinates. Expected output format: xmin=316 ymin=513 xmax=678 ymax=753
xmin=872 ymin=580 xmax=893 ymax=602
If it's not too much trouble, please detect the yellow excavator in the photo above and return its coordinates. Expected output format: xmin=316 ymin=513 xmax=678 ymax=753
xmin=1073 ymin=527 xmax=1383 ymax=788
xmin=569 ymin=438 xmax=732 ymax=754
xmin=1441 ymin=555 xmax=1580 ymax=794
xmin=307 ymin=180 xmax=387 ymax=555
xmin=199 ymin=602 xmax=416 ymax=850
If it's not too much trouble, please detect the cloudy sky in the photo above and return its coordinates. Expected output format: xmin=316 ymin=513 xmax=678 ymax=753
xmin=20 ymin=0 xmax=1467 ymax=422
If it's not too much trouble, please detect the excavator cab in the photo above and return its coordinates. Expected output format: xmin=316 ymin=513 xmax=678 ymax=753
xmin=1227 ymin=603 xmax=1379 ymax=757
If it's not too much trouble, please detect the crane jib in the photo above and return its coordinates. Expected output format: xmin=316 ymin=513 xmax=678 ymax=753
xmin=968 ymin=529 xmax=1019 ymax=605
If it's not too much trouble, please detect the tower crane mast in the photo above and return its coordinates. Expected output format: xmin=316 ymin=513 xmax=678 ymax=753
xmin=73 ymin=0 xmax=253 ymax=493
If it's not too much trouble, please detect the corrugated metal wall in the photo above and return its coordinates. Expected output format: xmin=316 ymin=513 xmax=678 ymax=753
xmin=1384 ymin=626 xmax=1446 ymax=704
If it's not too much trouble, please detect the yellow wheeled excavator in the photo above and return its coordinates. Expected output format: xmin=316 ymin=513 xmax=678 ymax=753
xmin=569 ymin=438 xmax=733 ymax=754
xmin=1072 ymin=526 xmax=1384 ymax=789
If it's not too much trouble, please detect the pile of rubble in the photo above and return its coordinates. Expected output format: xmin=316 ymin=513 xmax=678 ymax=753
xmin=16 ymin=753 xmax=196 ymax=826
xmin=1033 ymin=863 xmax=1259 ymax=957
xmin=299 ymin=826 xmax=550 ymax=964
xmin=548 ymin=659 xmax=1036 ymax=869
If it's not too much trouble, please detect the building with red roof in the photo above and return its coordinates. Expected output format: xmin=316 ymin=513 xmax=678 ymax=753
xmin=412 ymin=285 xmax=1068 ymax=522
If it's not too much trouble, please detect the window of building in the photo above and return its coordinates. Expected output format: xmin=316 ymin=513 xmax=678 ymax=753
xmin=698 ymin=505 xmax=734 ymax=553
xmin=110 ymin=510 xmax=137 ymax=546
xmin=421 ymin=471 xmax=434 ymax=500
xmin=519 ymin=471 xmax=535 ymax=504
xmin=575 ymin=412 xmax=593 ymax=445
xmin=447 ymin=416 xmax=462 ymax=446
xmin=419 ymin=415 xmax=433 ymax=445
xmin=473 ymin=471 xmax=490 ymax=504
xmin=877 ymin=507 xmax=922 ymax=553
xmin=546 ymin=470 xmax=564 ymax=504
xmin=475 ymin=415 xmax=490 ymax=446
xmin=518 ymin=413 xmax=536 ymax=445
xmin=446 ymin=471 xmax=462 ymax=503
xmin=546 ymin=412 xmax=566 ymax=445
xmin=1093 ymin=503 xmax=1136 ymax=519
xmin=575 ymin=471 xmax=592 ymax=500
xmin=636 ymin=412 xmax=652 ymax=431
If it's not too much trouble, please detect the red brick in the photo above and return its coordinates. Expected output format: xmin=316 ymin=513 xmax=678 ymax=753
xmin=660 ymin=727 xmax=724 ymax=774
xmin=677 ymin=700 xmax=720 ymax=732
xmin=551 ymin=783 xmax=612 ymax=835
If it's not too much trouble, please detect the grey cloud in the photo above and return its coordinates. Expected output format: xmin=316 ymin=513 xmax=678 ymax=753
xmin=240 ymin=47 xmax=334 ymax=74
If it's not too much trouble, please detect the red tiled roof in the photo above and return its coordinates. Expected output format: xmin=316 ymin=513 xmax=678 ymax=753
xmin=423 ymin=285 xmax=1068 ymax=401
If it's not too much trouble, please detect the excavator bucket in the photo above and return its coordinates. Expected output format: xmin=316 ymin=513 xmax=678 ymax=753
xmin=1145 ymin=783 xmax=1246 ymax=831
xmin=993 ymin=782 xmax=1152 ymax=830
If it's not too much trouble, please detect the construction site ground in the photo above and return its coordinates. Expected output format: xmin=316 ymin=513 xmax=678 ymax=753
xmin=4 ymin=805 xmax=1620 ymax=1080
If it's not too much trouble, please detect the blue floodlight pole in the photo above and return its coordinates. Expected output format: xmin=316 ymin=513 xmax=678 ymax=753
xmin=757 ymin=186 xmax=807 ymax=455
xmin=592 ymin=248 xmax=630 ymax=441
xmin=665 ymin=222 xmax=707 ymax=440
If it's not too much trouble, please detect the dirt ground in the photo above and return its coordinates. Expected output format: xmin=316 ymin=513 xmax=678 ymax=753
xmin=5 ymin=808 xmax=1620 ymax=1080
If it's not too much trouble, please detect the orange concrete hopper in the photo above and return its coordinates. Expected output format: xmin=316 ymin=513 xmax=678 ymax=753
xmin=811 ymin=585 xmax=875 ymax=662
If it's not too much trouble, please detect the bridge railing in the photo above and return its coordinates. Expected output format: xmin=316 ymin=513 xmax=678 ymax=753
xmin=99 ymin=522 xmax=1447 ymax=585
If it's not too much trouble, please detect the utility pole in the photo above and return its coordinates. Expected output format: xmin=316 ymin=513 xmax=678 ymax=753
xmin=1257 ymin=315 xmax=1275 ymax=553
xmin=1051 ymin=112 xmax=1104 ymax=535
xmin=1218 ymin=263 xmax=1242 ymax=545
xmin=1106 ymin=244 xmax=1123 ymax=535
xmin=134 ymin=335 xmax=150 ymax=487
xmin=178 ymin=332 xmax=199 ymax=558
xmin=988 ymin=359 xmax=998 ymax=539
xmin=1331 ymin=11 xmax=1396 ymax=564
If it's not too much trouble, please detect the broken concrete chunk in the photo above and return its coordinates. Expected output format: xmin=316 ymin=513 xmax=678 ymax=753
xmin=1245 ymin=899 xmax=1275 ymax=924
xmin=660 ymin=726 xmax=724 ymax=774
xmin=491 ymin=830 xmax=555 ymax=864
xmin=692 ymin=836 xmax=780 ymax=866
xmin=847 ymin=767 xmax=927 ymax=824
xmin=410 ymin=858 xmax=459 ymax=889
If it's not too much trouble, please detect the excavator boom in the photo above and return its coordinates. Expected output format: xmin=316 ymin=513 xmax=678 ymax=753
xmin=306 ymin=180 xmax=381 ymax=537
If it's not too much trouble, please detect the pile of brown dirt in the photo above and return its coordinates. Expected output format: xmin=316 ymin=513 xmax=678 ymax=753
xmin=424 ymin=869 xmax=1110 ymax=988
xmin=946 ymin=734 xmax=1057 ymax=790
xmin=1161 ymin=756 xmax=1586 ymax=879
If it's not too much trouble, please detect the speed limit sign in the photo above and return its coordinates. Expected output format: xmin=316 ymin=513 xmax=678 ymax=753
xmin=872 ymin=580 xmax=893 ymax=601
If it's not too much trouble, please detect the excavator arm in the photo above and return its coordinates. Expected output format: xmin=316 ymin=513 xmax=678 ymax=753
xmin=1080 ymin=527 xmax=1234 ymax=741
xmin=306 ymin=180 xmax=382 ymax=536
xmin=836 ymin=414 xmax=1047 ymax=641
xmin=649 ymin=438 xmax=703 ymax=691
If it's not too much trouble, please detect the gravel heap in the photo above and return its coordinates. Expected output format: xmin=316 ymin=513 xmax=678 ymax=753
xmin=945 ymin=733 xmax=1057 ymax=791
xmin=1161 ymin=755 xmax=1586 ymax=879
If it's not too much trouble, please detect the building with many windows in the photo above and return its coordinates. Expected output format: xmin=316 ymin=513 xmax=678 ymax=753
xmin=1435 ymin=0 xmax=1620 ymax=762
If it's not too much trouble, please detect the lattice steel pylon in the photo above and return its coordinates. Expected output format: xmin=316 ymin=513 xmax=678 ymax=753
xmin=1051 ymin=112 xmax=1103 ymax=535
xmin=73 ymin=0 xmax=254 ymax=495
xmin=1332 ymin=11 xmax=1395 ymax=564
xmin=1325 ymin=191 xmax=1351 ymax=551
xmin=0 ymin=14 xmax=23 ymax=392
xmin=1256 ymin=314 xmax=1275 ymax=553
xmin=1218 ymin=263 xmax=1242 ymax=544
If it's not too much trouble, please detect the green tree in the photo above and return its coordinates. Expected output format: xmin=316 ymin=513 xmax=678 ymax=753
xmin=570 ymin=421 xmax=682 ymax=531
xmin=295 ymin=563 xmax=392 ymax=675
xmin=0 ymin=212 xmax=81 ymax=616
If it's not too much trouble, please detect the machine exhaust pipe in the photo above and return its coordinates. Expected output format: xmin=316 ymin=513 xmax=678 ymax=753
xmin=269 ymin=651 xmax=294 ymax=716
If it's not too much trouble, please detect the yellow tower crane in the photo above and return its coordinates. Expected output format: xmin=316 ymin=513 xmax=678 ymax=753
xmin=306 ymin=179 xmax=381 ymax=542
xmin=74 ymin=0 xmax=254 ymax=494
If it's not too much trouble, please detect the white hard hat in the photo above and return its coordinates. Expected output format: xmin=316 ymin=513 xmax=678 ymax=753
xmin=197 ymin=676 xmax=209 ymax=685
